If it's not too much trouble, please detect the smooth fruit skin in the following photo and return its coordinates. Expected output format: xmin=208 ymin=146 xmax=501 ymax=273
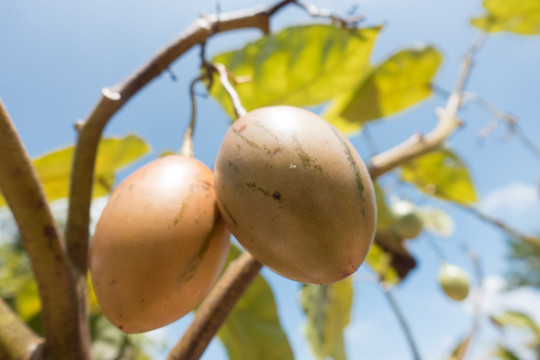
xmin=438 ymin=263 xmax=470 ymax=301
xmin=90 ymin=155 xmax=230 ymax=333
xmin=214 ymin=106 xmax=377 ymax=285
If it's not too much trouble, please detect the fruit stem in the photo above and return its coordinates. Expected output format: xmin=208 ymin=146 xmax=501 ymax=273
xmin=214 ymin=63 xmax=247 ymax=119
xmin=180 ymin=74 xmax=207 ymax=157
xmin=167 ymin=252 xmax=262 ymax=360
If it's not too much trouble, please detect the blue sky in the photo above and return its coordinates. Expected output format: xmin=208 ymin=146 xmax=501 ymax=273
xmin=2 ymin=0 xmax=540 ymax=359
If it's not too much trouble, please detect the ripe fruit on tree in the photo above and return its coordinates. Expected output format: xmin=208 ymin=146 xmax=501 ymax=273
xmin=90 ymin=155 xmax=230 ymax=333
xmin=438 ymin=262 xmax=470 ymax=301
xmin=390 ymin=200 xmax=423 ymax=239
xmin=214 ymin=106 xmax=377 ymax=285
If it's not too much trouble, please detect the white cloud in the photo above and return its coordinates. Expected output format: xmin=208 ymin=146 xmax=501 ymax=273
xmin=480 ymin=182 xmax=538 ymax=215
xmin=479 ymin=182 xmax=540 ymax=231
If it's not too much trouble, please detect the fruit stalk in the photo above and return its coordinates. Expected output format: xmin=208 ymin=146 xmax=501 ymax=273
xmin=168 ymin=252 xmax=262 ymax=360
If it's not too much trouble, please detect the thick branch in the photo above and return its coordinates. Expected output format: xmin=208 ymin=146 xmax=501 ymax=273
xmin=64 ymin=0 xmax=295 ymax=279
xmin=0 ymin=99 xmax=90 ymax=359
xmin=168 ymin=252 xmax=262 ymax=360
xmin=0 ymin=298 xmax=43 ymax=360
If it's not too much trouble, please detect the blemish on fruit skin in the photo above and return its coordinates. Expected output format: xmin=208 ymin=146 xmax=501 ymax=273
xmin=245 ymin=182 xmax=271 ymax=197
xmin=272 ymin=191 xmax=282 ymax=201
xmin=291 ymin=133 xmax=323 ymax=172
xmin=227 ymin=161 xmax=240 ymax=173
xmin=233 ymin=129 xmax=261 ymax=150
xmin=328 ymin=126 xmax=367 ymax=218
xmin=253 ymin=121 xmax=280 ymax=141
xmin=233 ymin=128 xmax=276 ymax=156
xmin=177 ymin=210 xmax=220 ymax=283
xmin=238 ymin=124 xmax=247 ymax=133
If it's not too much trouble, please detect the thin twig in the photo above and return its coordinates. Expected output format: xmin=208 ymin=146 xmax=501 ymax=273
xmin=0 ymin=99 xmax=90 ymax=359
xmin=380 ymin=282 xmax=422 ymax=360
xmin=369 ymin=34 xmax=486 ymax=178
xmin=64 ymin=0 xmax=296 ymax=286
xmin=0 ymin=297 xmax=43 ymax=360
xmin=293 ymin=0 xmax=364 ymax=28
xmin=167 ymin=252 xmax=262 ymax=360
xmin=459 ymin=204 xmax=540 ymax=252
xmin=464 ymin=92 xmax=540 ymax=159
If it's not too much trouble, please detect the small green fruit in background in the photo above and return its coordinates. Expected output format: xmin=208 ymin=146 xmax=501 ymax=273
xmin=390 ymin=200 xmax=423 ymax=239
xmin=438 ymin=263 xmax=470 ymax=301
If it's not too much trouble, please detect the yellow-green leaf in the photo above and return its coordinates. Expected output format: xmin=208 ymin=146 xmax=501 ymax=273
xmin=15 ymin=280 xmax=41 ymax=322
xmin=366 ymin=242 xmax=401 ymax=285
xmin=471 ymin=0 xmax=540 ymax=35
xmin=400 ymin=148 xmax=478 ymax=205
xmin=374 ymin=182 xmax=396 ymax=231
xmin=325 ymin=45 xmax=443 ymax=134
xmin=491 ymin=344 xmax=521 ymax=360
xmin=300 ymin=278 xmax=353 ymax=360
xmin=218 ymin=245 xmax=293 ymax=360
xmin=491 ymin=310 xmax=540 ymax=340
xmin=0 ymin=135 xmax=150 ymax=207
xmin=210 ymin=24 xmax=382 ymax=117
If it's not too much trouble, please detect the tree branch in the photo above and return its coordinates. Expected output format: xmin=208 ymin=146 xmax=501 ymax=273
xmin=167 ymin=252 xmax=262 ymax=360
xmin=0 ymin=297 xmax=43 ymax=360
xmin=64 ymin=0 xmax=295 ymax=282
xmin=369 ymin=34 xmax=486 ymax=179
xmin=0 ymin=99 xmax=90 ymax=359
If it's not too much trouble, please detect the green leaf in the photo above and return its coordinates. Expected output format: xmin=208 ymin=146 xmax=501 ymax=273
xmin=210 ymin=24 xmax=382 ymax=116
xmin=365 ymin=243 xmax=399 ymax=284
xmin=491 ymin=311 xmax=540 ymax=340
xmin=417 ymin=206 xmax=455 ymax=237
xmin=374 ymin=183 xmax=396 ymax=231
xmin=0 ymin=135 xmax=150 ymax=207
xmin=324 ymin=45 xmax=443 ymax=134
xmin=491 ymin=344 xmax=521 ymax=360
xmin=471 ymin=0 xmax=540 ymax=35
xmin=300 ymin=278 xmax=353 ymax=360
xmin=14 ymin=280 xmax=41 ymax=322
xmin=400 ymin=148 xmax=478 ymax=205
xmin=218 ymin=245 xmax=293 ymax=360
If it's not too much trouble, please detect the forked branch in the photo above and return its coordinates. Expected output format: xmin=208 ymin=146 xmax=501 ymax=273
xmin=0 ymin=99 xmax=89 ymax=359
xmin=64 ymin=0 xmax=296 ymax=279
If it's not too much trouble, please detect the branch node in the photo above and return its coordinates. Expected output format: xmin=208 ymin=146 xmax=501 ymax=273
xmin=101 ymin=87 xmax=121 ymax=101
xmin=74 ymin=120 xmax=84 ymax=133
